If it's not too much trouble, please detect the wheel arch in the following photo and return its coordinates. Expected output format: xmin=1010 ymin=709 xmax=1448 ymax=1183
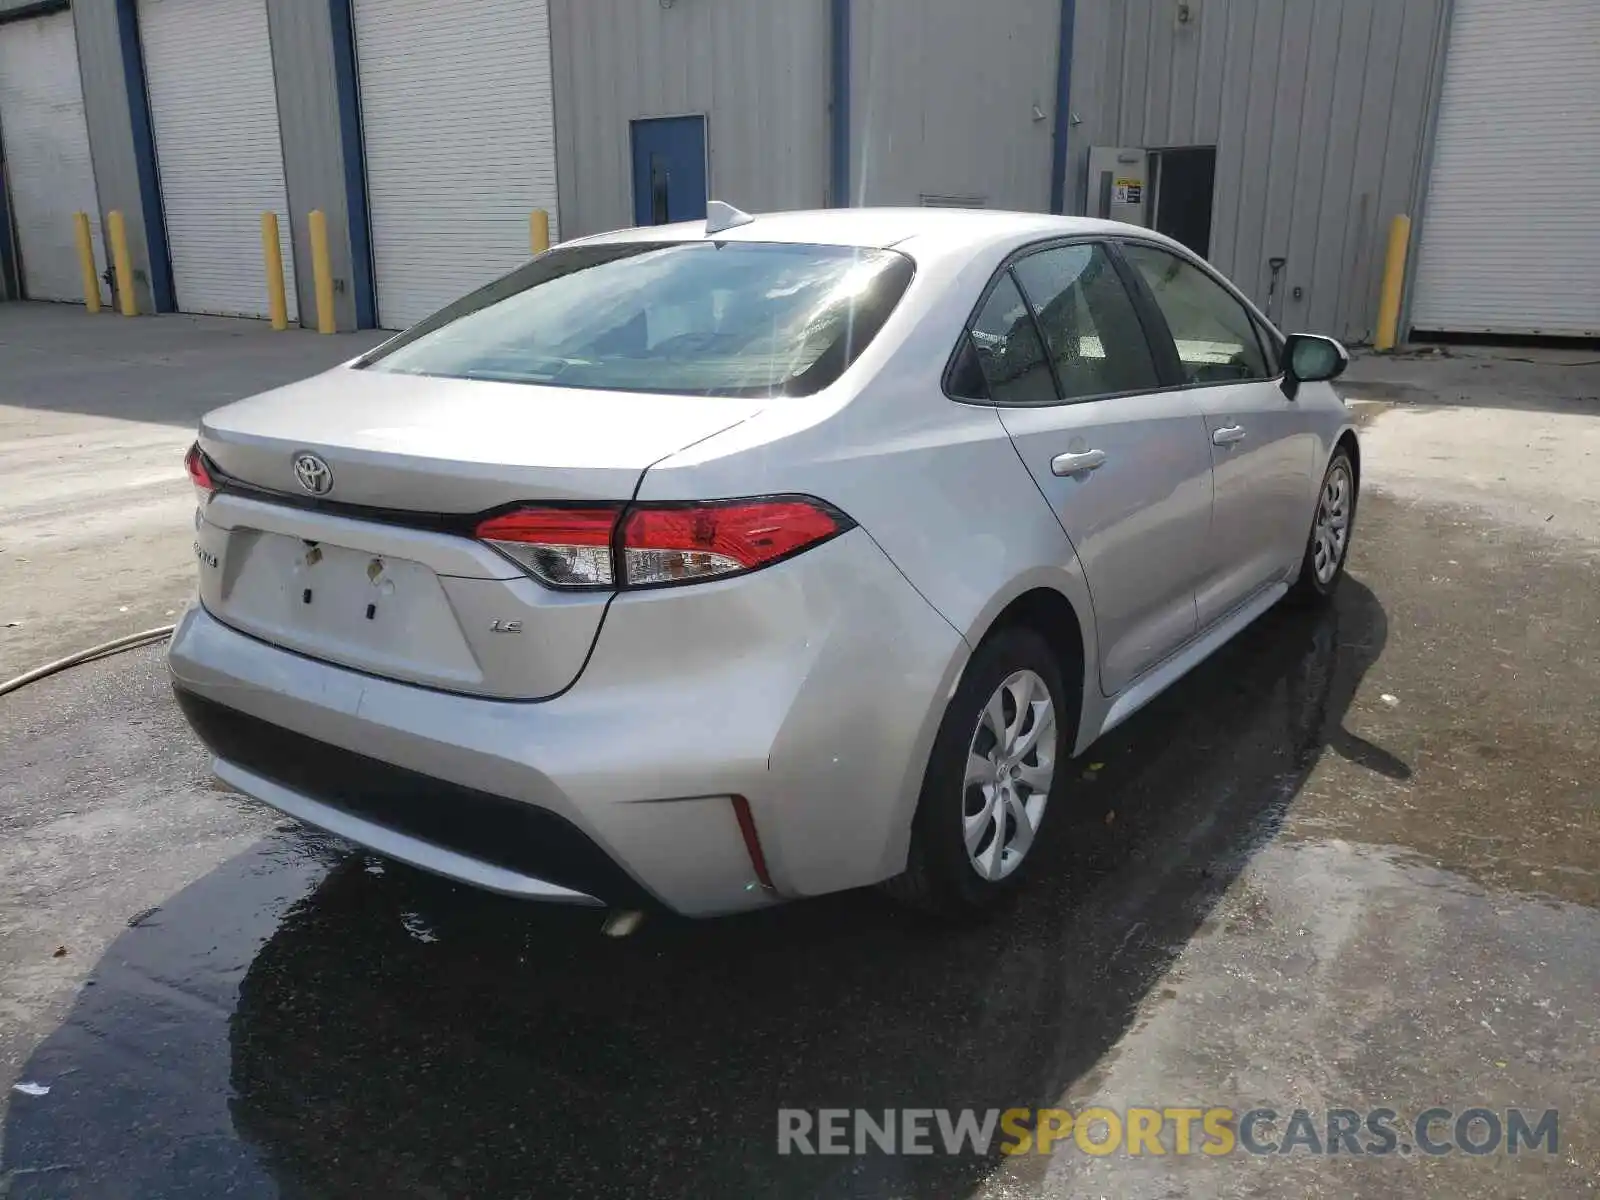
xmin=1335 ymin=427 xmax=1361 ymax=491
xmin=880 ymin=581 xmax=1095 ymax=911
xmin=968 ymin=583 xmax=1093 ymax=753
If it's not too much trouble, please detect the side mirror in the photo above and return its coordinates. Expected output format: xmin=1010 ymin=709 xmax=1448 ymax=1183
xmin=1281 ymin=333 xmax=1349 ymax=400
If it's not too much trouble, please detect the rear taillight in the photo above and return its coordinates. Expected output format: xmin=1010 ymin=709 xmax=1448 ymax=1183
xmin=621 ymin=499 xmax=845 ymax=586
xmin=185 ymin=443 xmax=216 ymax=500
xmin=475 ymin=506 xmax=619 ymax=588
xmin=474 ymin=497 xmax=850 ymax=590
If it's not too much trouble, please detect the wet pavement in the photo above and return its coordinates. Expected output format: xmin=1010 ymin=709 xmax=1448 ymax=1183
xmin=3 ymin=456 xmax=1599 ymax=1194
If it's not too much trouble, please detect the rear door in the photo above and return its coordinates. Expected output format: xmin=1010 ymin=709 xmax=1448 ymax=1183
xmin=956 ymin=240 xmax=1214 ymax=697
xmin=1118 ymin=241 xmax=1317 ymax=630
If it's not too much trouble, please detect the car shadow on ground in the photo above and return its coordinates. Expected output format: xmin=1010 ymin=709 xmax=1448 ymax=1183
xmin=2 ymin=580 xmax=1394 ymax=1199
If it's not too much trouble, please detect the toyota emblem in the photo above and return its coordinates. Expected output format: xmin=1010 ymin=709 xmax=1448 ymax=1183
xmin=293 ymin=452 xmax=334 ymax=495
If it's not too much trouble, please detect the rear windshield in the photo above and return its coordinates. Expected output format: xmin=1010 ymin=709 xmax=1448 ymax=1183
xmin=363 ymin=241 xmax=915 ymax=398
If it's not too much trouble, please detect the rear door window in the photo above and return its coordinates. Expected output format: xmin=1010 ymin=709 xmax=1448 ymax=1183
xmin=1011 ymin=243 xmax=1161 ymax=400
xmin=1120 ymin=242 xmax=1269 ymax=385
xmin=365 ymin=241 xmax=914 ymax=398
xmin=952 ymin=272 xmax=1057 ymax=404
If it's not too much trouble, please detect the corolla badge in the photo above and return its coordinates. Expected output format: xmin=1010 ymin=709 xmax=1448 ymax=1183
xmin=293 ymin=452 xmax=334 ymax=495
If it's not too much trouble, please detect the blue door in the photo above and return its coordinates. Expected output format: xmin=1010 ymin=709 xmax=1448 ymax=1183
xmin=631 ymin=116 xmax=707 ymax=226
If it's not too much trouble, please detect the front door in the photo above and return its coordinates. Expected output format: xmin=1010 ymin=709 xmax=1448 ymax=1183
xmin=974 ymin=241 xmax=1214 ymax=697
xmin=631 ymin=116 xmax=707 ymax=227
xmin=1119 ymin=241 xmax=1319 ymax=629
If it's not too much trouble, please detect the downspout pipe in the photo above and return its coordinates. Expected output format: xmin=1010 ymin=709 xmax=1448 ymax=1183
xmin=1049 ymin=0 xmax=1076 ymax=214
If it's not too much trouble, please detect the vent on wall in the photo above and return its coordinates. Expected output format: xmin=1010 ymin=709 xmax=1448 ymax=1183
xmin=919 ymin=194 xmax=987 ymax=209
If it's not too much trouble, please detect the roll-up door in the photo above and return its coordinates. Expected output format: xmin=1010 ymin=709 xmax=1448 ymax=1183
xmin=1411 ymin=0 xmax=1600 ymax=338
xmin=0 ymin=11 xmax=107 ymax=304
xmin=138 ymin=0 xmax=297 ymax=320
xmin=352 ymin=0 xmax=561 ymax=329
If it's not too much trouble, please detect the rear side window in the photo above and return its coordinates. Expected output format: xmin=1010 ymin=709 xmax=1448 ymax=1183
xmin=1120 ymin=243 xmax=1269 ymax=385
xmin=1011 ymin=244 xmax=1160 ymax=399
xmin=364 ymin=241 xmax=914 ymax=398
xmin=951 ymin=273 xmax=1056 ymax=404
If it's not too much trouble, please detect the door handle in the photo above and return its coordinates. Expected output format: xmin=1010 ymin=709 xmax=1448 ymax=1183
xmin=1211 ymin=424 xmax=1247 ymax=446
xmin=1051 ymin=449 xmax=1108 ymax=476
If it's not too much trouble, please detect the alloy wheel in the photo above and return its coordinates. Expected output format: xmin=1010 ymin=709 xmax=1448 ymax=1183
xmin=1312 ymin=461 xmax=1353 ymax=585
xmin=962 ymin=669 xmax=1056 ymax=881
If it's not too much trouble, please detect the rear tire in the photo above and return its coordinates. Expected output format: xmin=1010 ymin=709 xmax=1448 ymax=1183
xmin=1288 ymin=447 xmax=1357 ymax=606
xmin=883 ymin=627 xmax=1071 ymax=916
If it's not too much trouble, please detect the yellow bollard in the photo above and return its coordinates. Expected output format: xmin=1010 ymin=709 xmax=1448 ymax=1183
xmin=1374 ymin=214 xmax=1412 ymax=352
xmin=260 ymin=212 xmax=289 ymax=330
xmin=107 ymin=209 xmax=137 ymax=316
xmin=73 ymin=213 xmax=101 ymax=313
xmin=308 ymin=209 xmax=336 ymax=334
xmin=530 ymin=208 xmax=550 ymax=256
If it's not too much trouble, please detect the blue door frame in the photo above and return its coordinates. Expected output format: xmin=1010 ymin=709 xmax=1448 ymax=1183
xmin=630 ymin=116 xmax=707 ymax=227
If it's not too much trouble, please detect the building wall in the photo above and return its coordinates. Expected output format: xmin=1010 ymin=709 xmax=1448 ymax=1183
xmin=548 ymin=0 xmax=830 ymax=239
xmin=0 ymin=0 xmax=173 ymax=312
xmin=263 ymin=0 xmax=365 ymax=330
xmin=7 ymin=0 xmax=1453 ymax=340
xmin=850 ymin=0 xmax=1065 ymax=212
xmin=79 ymin=0 xmax=178 ymax=315
xmin=0 ymin=0 xmax=368 ymax=323
xmin=1068 ymin=0 xmax=1451 ymax=343
xmin=0 ymin=0 xmax=43 ymax=299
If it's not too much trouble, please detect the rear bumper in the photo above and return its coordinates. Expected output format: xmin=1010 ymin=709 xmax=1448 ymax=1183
xmin=175 ymin=689 xmax=621 ymax=906
xmin=167 ymin=529 xmax=967 ymax=916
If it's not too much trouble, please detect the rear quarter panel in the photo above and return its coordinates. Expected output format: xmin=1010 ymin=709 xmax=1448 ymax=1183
xmin=638 ymin=239 xmax=1104 ymax=752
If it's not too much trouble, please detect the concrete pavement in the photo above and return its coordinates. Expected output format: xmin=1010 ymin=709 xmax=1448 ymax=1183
xmin=0 ymin=304 xmax=387 ymax=680
xmin=1342 ymin=344 xmax=1600 ymax=547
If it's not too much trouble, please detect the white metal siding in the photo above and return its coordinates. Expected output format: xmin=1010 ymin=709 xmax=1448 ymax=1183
xmin=547 ymin=0 xmax=829 ymax=240
xmin=1068 ymin=0 xmax=1450 ymax=343
xmin=852 ymin=0 xmax=1061 ymax=213
xmin=0 ymin=11 xmax=107 ymax=304
xmin=138 ymin=0 xmax=297 ymax=319
xmin=353 ymin=0 xmax=560 ymax=329
xmin=1412 ymin=0 xmax=1600 ymax=336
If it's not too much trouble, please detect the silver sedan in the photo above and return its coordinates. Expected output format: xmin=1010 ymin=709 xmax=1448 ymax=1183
xmin=169 ymin=205 xmax=1359 ymax=917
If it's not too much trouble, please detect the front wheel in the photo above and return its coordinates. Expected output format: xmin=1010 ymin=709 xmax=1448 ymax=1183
xmin=1289 ymin=448 xmax=1357 ymax=605
xmin=883 ymin=627 xmax=1070 ymax=915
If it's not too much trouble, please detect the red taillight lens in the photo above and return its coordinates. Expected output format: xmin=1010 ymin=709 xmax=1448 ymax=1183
xmin=185 ymin=443 xmax=215 ymax=498
xmin=475 ymin=506 xmax=619 ymax=588
xmin=621 ymin=498 xmax=845 ymax=586
xmin=475 ymin=498 xmax=848 ymax=590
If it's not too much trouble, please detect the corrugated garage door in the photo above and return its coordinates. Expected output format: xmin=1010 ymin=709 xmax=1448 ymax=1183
xmin=0 ymin=11 xmax=107 ymax=304
xmin=1411 ymin=0 xmax=1600 ymax=337
xmin=138 ymin=0 xmax=296 ymax=320
xmin=352 ymin=0 xmax=560 ymax=329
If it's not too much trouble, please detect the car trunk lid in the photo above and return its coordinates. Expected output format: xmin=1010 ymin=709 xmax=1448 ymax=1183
xmin=191 ymin=367 xmax=764 ymax=698
xmin=199 ymin=366 xmax=762 ymax=507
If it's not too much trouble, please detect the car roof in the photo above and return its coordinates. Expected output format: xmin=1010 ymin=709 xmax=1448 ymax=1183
xmin=563 ymin=206 xmax=1149 ymax=258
